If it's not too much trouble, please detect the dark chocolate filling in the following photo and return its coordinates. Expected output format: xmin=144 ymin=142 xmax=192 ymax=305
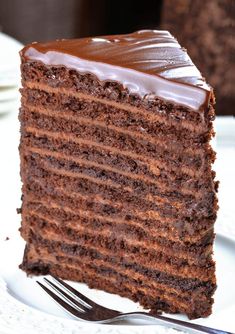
xmin=22 ymin=155 xmax=218 ymax=219
xmin=21 ymin=131 xmax=217 ymax=186
xmin=21 ymin=87 xmax=212 ymax=146
xmin=20 ymin=108 xmax=216 ymax=170
xmin=23 ymin=214 xmax=215 ymax=261
xmin=22 ymin=233 xmax=216 ymax=294
xmin=25 ymin=200 xmax=215 ymax=238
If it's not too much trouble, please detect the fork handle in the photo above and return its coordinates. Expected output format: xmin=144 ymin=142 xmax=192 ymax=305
xmin=111 ymin=312 xmax=233 ymax=334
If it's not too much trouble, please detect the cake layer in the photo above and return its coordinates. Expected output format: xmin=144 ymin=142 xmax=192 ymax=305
xmin=20 ymin=105 xmax=217 ymax=218
xmin=21 ymin=103 xmax=212 ymax=158
xmin=22 ymin=215 xmax=215 ymax=281
xmin=22 ymin=149 xmax=216 ymax=204
xmin=21 ymin=207 xmax=214 ymax=264
xmin=23 ymin=177 xmax=217 ymax=243
xmin=21 ymin=109 xmax=212 ymax=171
xmin=21 ymin=213 xmax=212 ymax=269
xmin=21 ymin=87 xmax=213 ymax=148
xmin=24 ymin=199 xmax=215 ymax=242
xmin=22 ymin=209 xmax=215 ymax=260
xmin=21 ymin=155 xmax=217 ymax=221
xmin=21 ymin=130 xmax=218 ymax=198
xmin=26 ymin=255 xmax=214 ymax=318
xmin=23 ymin=232 xmax=216 ymax=295
xmin=23 ymin=178 xmax=186 ymax=223
xmin=24 ymin=228 xmax=210 ymax=275
xmin=26 ymin=146 xmax=216 ymax=200
xmin=22 ymin=125 xmax=215 ymax=179
xmin=21 ymin=242 xmax=215 ymax=319
xmin=21 ymin=130 xmax=217 ymax=190
xmin=24 ymin=170 xmax=185 ymax=218
xmin=21 ymin=65 xmax=213 ymax=129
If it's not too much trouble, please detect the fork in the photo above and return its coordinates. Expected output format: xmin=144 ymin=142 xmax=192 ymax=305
xmin=37 ymin=276 xmax=233 ymax=334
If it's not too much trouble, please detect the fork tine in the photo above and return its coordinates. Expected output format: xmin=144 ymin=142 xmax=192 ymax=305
xmin=36 ymin=281 xmax=90 ymax=320
xmin=50 ymin=275 xmax=102 ymax=308
xmin=43 ymin=278 xmax=90 ymax=312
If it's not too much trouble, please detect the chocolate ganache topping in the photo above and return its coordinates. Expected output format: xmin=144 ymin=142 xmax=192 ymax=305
xmin=21 ymin=30 xmax=212 ymax=110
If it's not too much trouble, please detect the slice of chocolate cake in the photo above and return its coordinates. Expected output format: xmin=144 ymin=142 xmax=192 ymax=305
xmin=19 ymin=30 xmax=218 ymax=319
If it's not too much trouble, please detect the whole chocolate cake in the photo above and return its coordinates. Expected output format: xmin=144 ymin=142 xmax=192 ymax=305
xmin=19 ymin=30 xmax=218 ymax=319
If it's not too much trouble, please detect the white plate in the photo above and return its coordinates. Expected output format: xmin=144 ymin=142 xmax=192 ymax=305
xmin=0 ymin=99 xmax=20 ymax=114
xmin=0 ymin=75 xmax=20 ymax=88
xmin=0 ymin=113 xmax=234 ymax=334
xmin=0 ymin=87 xmax=19 ymax=102
xmin=0 ymin=33 xmax=23 ymax=88
xmin=0 ymin=33 xmax=23 ymax=72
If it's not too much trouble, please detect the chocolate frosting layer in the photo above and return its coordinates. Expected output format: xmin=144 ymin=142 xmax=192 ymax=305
xmin=21 ymin=30 xmax=212 ymax=110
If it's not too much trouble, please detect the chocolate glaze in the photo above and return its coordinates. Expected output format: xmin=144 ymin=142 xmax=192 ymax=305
xmin=21 ymin=30 xmax=212 ymax=110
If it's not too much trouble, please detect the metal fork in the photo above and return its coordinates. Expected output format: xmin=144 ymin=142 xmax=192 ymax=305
xmin=37 ymin=276 xmax=232 ymax=334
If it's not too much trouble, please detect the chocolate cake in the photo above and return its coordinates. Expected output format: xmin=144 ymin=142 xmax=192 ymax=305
xmin=19 ymin=30 xmax=218 ymax=319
